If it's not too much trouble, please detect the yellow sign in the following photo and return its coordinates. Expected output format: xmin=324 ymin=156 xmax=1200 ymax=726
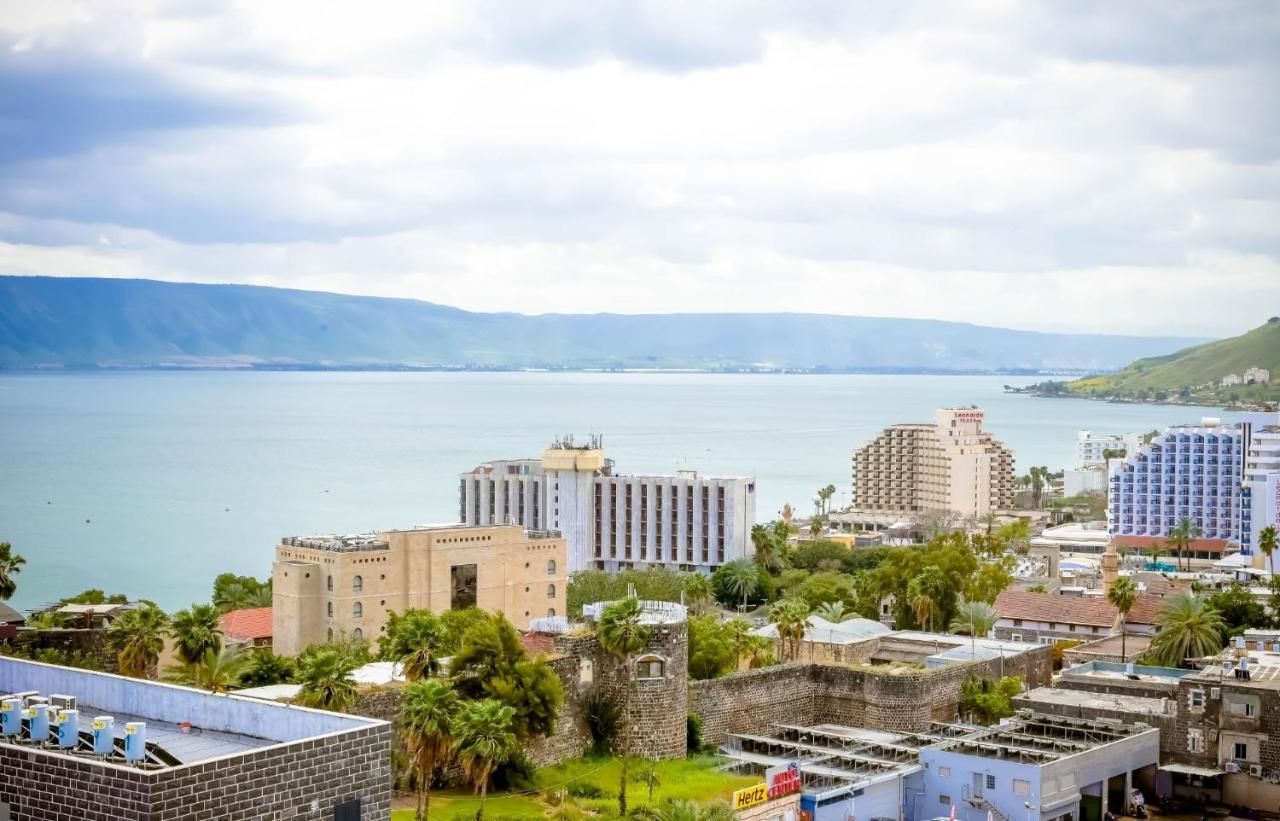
xmin=733 ymin=783 xmax=769 ymax=811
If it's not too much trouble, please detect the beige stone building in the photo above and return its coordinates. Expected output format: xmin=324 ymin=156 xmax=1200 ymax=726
xmin=851 ymin=407 xmax=1014 ymax=519
xmin=272 ymin=524 xmax=566 ymax=657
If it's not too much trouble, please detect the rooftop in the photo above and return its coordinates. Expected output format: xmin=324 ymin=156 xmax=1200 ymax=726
xmin=993 ymin=589 xmax=1166 ymax=628
xmin=1060 ymin=660 xmax=1196 ymax=684
xmin=927 ymin=712 xmax=1156 ymax=765
xmin=1062 ymin=633 xmax=1154 ymax=659
xmin=581 ymin=599 xmax=687 ymax=624
xmin=1016 ymin=686 xmax=1171 ymax=719
xmin=279 ymin=534 xmax=389 ymax=552
xmin=219 ymin=607 xmax=273 ymax=642
xmin=0 ymin=656 xmax=383 ymax=770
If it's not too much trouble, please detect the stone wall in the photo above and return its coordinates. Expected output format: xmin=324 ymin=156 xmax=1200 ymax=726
xmin=0 ymin=722 xmax=392 ymax=821
xmin=595 ymin=620 xmax=688 ymax=760
xmin=689 ymin=664 xmax=817 ymax=746
xmin=524 ymin=636 xmax=594 ymax=768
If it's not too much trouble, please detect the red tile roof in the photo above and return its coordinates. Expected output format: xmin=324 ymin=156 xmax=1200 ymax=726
xmin=219 ymin=607 xmax=273 ymax=641
xmin=994 ymin=591 xmax=1166 ymax=628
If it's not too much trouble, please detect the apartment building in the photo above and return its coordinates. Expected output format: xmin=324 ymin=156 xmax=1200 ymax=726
xmin=1244 ymin=367 xmax=1271 ymax=385
xmin=1076 ymin=430 xmax=1145 ymax=469
xmin=458 ymin=437 xmax=756 ymax=573
xmin=851 ymin=407 xmax=1015 ymax=519
xmin=272 ymin=523 xmax=566 ymax=656
xmin=1107 ymin=413 xmax=1280 ymax=557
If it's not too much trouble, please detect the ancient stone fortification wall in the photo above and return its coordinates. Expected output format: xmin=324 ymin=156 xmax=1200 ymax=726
xmin=525 ymin=637 xmax=594 ymax=768
xmin=596 ymin=620 xmax=688 ymax=760
xmin=689 ymin=664 xmax=817 ymax=746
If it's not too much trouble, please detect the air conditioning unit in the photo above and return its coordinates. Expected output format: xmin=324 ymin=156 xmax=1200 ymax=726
xmin=1225 ymin=762 xmax=1241 ymax=773
xmin=50 ymin=694 xmax=76 ymax=712
xmin=1249 ymin=765 xmax=1263 ymax=778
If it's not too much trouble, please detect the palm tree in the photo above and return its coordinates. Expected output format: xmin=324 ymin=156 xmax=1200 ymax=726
xmin=722 ymin=558 xmax=759 ymax=611
xmin=1258 ymin=525 xmax=1278 ymax=576
xmin=1168 ymin=517 xmax=1202 ymax=573
xmin=750 ymin=525 xmax=785 ymax=573
xmin=650 ymin=799 xmax=737 ymax=821
xmin=681 ymin=573 xmax=714 ymax=615
xmin=1106 ymin=576 xmax=1139 ymax=662
xmin=1148 ymin=592 xmax=1225 ymax=668
xmin=597 ymin=598 xmax=652 ymax=817
xmin=212 ymin=582 xmax=254 ymax=613
xmin=979 ymin=512 xmax=998 ymax=536
xmin=171 ymin=646 xmax=247 ymax=693
xmin=0 ymin=542 xmax=26 ymax=601
xmin=384 ymin=609 xmax=447 ymax=681
xmin=454 ymin=699 xmax=518 ymax=821
xmin=769 ymin=599 xmax=811 ymax=662
xmin=908 ymin=584 xmax=935 ymax=633
xmin=170 ymin=603 xmax=223 ymax=666
xmin=295 ymin=647 xmax=359 ymax=712
xmin=400 ymin=679 xmax=459 ymax=821
xmin=813 ymin=601 xmax=848 ymax=623
xmin=996 ymin=520 xmax=1032 ymax=556
xmin=107 ymin=603 xmax=170 ymax=679
xmin=743 ymin=634 xmax=776 ymax=668
xmin=949 ymin=601 xmax=998 ymax=659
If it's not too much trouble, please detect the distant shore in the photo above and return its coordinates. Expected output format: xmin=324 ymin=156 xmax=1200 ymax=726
xmin=1006 ymin=383 xmax=1277 ymax=414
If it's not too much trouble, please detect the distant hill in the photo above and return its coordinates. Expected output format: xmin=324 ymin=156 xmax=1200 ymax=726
xmin=1057 ymin=318 xmax=1280 ymax=405
xmin=0 ymin=275 xmax=1212 ymax=372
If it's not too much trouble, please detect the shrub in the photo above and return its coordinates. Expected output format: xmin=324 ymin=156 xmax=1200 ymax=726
xmin=686 ymin=713 xmax=704 ymax=753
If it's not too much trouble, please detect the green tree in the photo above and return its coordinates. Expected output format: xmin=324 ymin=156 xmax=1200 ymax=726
xmin=449 ymin=613 xmax=563 ymax=739
xmin=1259 ymin=526 xmax=1278 ymax=576
xmin=439 ymin=607 xmax=489 ymax=654
xmin=399 ymin=679 xmax=459 ymax=821
xmin=596 ymin=598 xmax=652 ymax=817
xmin=1167 ymin=517 xmax=1202 ymax=573
xmin=1106 ymin=577 xmax=1139 ymax=662
xmin=750 ymin=524 xmax=786 ymax=573
xmin=170 ymin=647 xmax=247 ymax=693
xmin=0 ymin=542 xmax=26 ymax=601
xmin=1148 ymin=592 xmax=1225 ymax=667
xmin=966 ymin=557 xmax=1015 ymax=604
xmin=170 ymin=603 xmax=223 ymax=666
xmin=769 ymin=599 xmax=811 ymax=662
xmin=295 ymin=647 xmax=359 ymax=711
xmin=567 ymin=567 xmax=687 ymax=617
xmin=906 ymin=565 xmax=949 ymax=632
xmin=211 ymin=572 xmax=270 ymax=613
xmin=107 ymin=603 xmax=170 ymax=679
xmin=960 ymin=676 xmax=1022 ymax=724
xmin=716 ymin=558 xmax=761 ymax=610
xmin=813 ymin=601 xmax=849 ymax=623
xmin=239 ymin=651 xmax=295 ymax=687
xmin=859 ymin=533 xmax=977 ymax=630
xmin=58 ymin=589 xmax=129 ymax=606
xmin=950 ymin=600 xmax=998 ymax=658
xmin=651 ymin=799 xmax=737 ymax=821
xmin=453 ymin=699 xmax=518 ymax=821
xmin=381 ymin=609 xmax=448 ymax=681
xmin=681 ymin=573 xmax=714 ymax=616
xmin=687 ymin=615 xmax=737 ymax=680
xmin=1206 ymin=584 xmax=1268 ymax=644
xmin=995 ymin=519 xmax=1032 ymax=556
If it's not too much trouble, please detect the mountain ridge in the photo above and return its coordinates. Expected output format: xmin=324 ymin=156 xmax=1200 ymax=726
xmin=0 ymin=275 xmax=1213 ymax=372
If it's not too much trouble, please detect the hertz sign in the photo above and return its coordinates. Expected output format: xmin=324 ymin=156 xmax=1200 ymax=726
xmin=734 ymin=762 xmax=802 ymax=811
xmin=733 ymin=783 xmax=769 ymax=811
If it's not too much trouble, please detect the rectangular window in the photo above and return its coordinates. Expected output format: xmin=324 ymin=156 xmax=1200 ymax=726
xmin=1013 ymin=779 xmax=1031 ymax=797
xmin=939 ymin=796 xmax=950 ymax=806
xmin=986 ymin=775 xmax=996 ymax=791
xmin=1190 ymin=690 xmax=1205 ymax=709
xmin=1187 ymin=728 xmax=1204 ymax=753
xmin=939 ymin=767 xmax=950 ymax=778
xmin=1234 ymin=742 xmax=1248 ymax=761
xmin=450 ymin=564 xmax=477 ymax=610
xmin=1228 ymin=700 xmax=1257 ymax=717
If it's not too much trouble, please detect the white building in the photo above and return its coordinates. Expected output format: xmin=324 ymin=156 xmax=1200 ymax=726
xmin=1076 ymin=430 xmax=1145 ymax=469
xmin=1244 ymin=367 xmax=1271 ymax=385
xmin=1107 ymin=413 xmax=1280 ymax=558
xmin=1222 ymin=373 xmax=1243 ymax=388
xmin=459 ymin=437 xmax=756 ymax=573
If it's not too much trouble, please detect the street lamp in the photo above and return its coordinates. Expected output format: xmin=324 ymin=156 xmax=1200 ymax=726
xmin=1024 ymin=801 xmax=1037 ymax=821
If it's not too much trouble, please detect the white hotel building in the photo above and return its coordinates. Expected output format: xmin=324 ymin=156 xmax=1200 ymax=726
xmin=459 ymin=437 xmax=756 ymax=573
xmin=1107 ymin=412 xmax=1280 ymax=558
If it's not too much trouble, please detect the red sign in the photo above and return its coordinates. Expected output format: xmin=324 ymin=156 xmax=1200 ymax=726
xmin=766 ymin=761 xmax=801 ymax=799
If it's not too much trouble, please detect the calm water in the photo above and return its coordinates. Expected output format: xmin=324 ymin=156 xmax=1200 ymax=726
xmin=0 ymin=372 xmax=1240 ymax=611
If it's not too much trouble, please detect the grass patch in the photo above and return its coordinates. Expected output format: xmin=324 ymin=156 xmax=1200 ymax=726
xmin=395 ymin=754 xmax=756 ymax=820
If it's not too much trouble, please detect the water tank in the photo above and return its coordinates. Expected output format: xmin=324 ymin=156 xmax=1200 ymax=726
xmin=56 ymin=709 xmax=79 ymax=748
xmin=124 ymin=722 xmax=146 ymax=762
xmin=0 ymin=698 xmax=21 ymax=736
xmin=26 ymin=703 xmax=50 ymax=742
xmin=92 ymin=716 xmax=115 ymax=755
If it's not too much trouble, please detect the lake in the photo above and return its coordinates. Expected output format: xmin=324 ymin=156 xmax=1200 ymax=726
xmin=0 ymin=371 xmax=1240 ymax=611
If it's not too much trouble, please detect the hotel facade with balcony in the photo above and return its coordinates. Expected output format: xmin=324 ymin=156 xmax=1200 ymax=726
xmin=1107 ymin=413 xmax=1280 ymax=558
xmin=459 ymin=437 xmax=756 ymax=574
xmin=850 ymin=407 xmax=1015 ymax=520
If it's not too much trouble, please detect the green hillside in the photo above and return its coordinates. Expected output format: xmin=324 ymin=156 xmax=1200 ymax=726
xmin=1064 ymin=317 xmax=1280 ymax=407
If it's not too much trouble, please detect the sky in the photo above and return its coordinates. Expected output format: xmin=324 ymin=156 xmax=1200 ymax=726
xmin=0 ymin=1 xmax=1277 ymax=337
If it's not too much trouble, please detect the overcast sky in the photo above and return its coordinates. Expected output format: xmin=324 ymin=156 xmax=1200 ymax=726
xmin=1 ymin=1 xmax=1277 ymax=336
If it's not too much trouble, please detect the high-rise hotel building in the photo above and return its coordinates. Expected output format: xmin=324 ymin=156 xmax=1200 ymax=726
xmin=1107 ymin=412 xmax=1280 ymax=557
xmin=851 ymin=408 xmax=1015 ymax=518
xmin=459 ymin=437 xmax=756 ymax=573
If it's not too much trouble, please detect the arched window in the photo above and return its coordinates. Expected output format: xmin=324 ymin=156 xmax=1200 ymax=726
xmin=547 ymin=559 xmax=557 ymax=575
xmin=327 ymin=628 xmax=334 ymax=641
xmin=327 ymin=602 xmax=334 ymax=618
xmin=636 ymin=655 xmax=665 ymax=680
xmin=353 ymin=602 xmax=363 ymax=618
xmin=353 ymin=575 xmax=363 ymax=592
xmin=326 ymin=575 xmax=333 ymax=592
xmin=352 ymin=628 xmax=363 ymax=641
xmin=547 ymin=583 xmax=556 ymax=599
xmin=547 ymin=607 xmax=556 ymax=618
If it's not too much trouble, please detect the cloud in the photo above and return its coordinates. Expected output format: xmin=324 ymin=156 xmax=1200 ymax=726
xmin=0 ymin=1 xmax=1276 ymax=336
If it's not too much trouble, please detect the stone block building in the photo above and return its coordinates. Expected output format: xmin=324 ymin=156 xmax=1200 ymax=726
xmin=0 ymin=656 xmax=391 ymax=821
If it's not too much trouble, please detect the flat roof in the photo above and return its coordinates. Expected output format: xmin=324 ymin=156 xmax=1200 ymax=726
xmin=1016 ymin=686 xmax=1170 ymax=718
xmin=1061 ymin=660 xmax=1194 ymax=683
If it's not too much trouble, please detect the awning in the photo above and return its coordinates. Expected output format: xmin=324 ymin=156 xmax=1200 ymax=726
xmin=1159 ymin=763 xmax=1225 ymax=777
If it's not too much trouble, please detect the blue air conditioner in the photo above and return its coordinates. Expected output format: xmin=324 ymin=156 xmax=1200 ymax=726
xmin=56 ymin=709 xmax=79 ymax=748
xmin=0 ymin=698 xmax=21 ymax=736
xmin=124 ymin=722 xmax=146 ymax=762
xmin=91 ymin=716 xmax=114 ymax=755
xmin=26 ymin=704 xmax=50 ymax=742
